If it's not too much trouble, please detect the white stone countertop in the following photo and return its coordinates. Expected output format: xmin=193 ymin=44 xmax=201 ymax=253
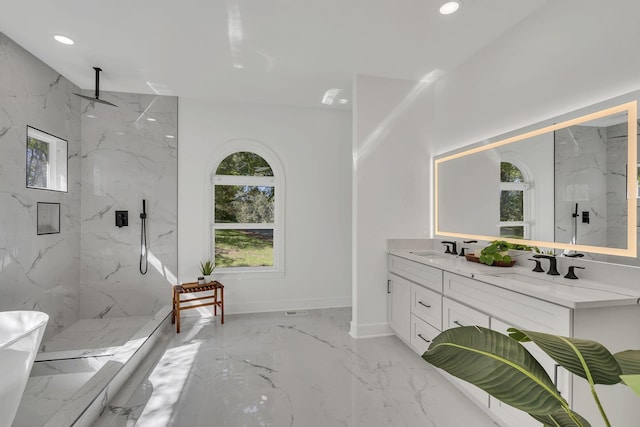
xmin=389 ymin=249 xmax=640 ymax=309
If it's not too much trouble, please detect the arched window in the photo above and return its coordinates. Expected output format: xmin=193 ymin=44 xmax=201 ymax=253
xmin=212 ymin=147 xmax=284 ymax=272
xmin=499 ymin=161 xmax=530 ymax=239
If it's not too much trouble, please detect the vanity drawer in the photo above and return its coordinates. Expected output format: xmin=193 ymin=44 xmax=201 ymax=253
xmin=411 ymin=314 xmax=440 ymax=356
xmin=411 ymin=284 xmax=442 ymax=330
xmin=444 ymin=272 xmax=571 ymax=336
xmin=389 ymin=255 xmax=443 ymax=293
xmin=443 ymin=296 xmax=490 ymax=330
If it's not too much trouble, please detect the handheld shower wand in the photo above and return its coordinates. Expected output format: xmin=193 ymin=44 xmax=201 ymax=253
xmin=140 ymin=199 xmax=148 ymax=275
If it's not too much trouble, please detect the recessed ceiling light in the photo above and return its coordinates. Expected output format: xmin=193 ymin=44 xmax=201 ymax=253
xmin=146 ymin=118 xmax=156 ymax=122
xmin=166 ymin=135 xmax=175 ymax=139
xmin=439 ymin=1 xmax=461 ymax=15
xmin=54 ymin=35 xmax=74 ymax=45
xmin=86 ymin=114 xmax=96 ymax=119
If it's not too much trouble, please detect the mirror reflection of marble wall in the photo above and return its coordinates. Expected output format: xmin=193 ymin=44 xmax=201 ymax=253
xmin=555 ymin=119 xmax=640 ymax=266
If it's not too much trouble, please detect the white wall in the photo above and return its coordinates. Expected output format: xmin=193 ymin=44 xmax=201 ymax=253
xmin=352 ymin=0 xmax=640 ymax=337
xmin=351 ymin=75 xmax=433 ymax=337
xmin=430 ymin=0 xmax=640 ymax=155
xmin=178 ymin=99 xmax=352 ymax=314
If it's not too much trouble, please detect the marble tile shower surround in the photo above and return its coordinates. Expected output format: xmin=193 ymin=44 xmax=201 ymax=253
xmin=94 ymin=308 xmax=499 ymax=427
xmin=79 ymin=92 xmax=178 ymax=319
xmin=0 ymin=32 xmax=82 ymax=341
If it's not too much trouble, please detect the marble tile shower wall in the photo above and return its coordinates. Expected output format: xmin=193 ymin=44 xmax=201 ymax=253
xmin=0 ymin=33 xmax=82 ymax=340
xmin=79 ymin=92 xmax=178 ymax=319
xmin=0 ymin=31 xmax=178 ymax=340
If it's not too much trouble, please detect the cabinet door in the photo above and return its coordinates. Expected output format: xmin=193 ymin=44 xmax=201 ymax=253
xmin=490 ymin=318 xmax=552 ymax=427
xmin=411 ymin=314 xmax=440 ymax=356
xmin=442 ymin=297 xmax=490 ymax=407
xmin=388 ymin=274 xmax=411 ymax=343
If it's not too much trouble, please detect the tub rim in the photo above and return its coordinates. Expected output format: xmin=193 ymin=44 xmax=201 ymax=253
xmin=0 ymin=310 xmax=49 ymax=350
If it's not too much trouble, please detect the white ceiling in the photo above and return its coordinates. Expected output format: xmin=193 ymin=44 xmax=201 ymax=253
xmin=0 ymin=0 xmax=547 ymax=109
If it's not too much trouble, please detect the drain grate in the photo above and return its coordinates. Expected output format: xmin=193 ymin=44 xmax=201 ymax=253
xmin=284 ymin=310 xmax=308 ymax=316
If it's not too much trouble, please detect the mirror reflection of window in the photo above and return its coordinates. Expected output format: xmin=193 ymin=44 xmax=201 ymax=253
xmin=499 ymin=161 xmax=530 ymax=239
xmin=26 ymin=126 xmax=67 ymax=192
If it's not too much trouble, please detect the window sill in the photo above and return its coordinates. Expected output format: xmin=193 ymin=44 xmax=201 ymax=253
xmin=213 ymin=268 xmax=285 ymax=281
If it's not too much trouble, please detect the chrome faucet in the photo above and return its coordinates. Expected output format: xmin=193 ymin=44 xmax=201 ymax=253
xmin=532 ymin=254 xmax=560 ymax=276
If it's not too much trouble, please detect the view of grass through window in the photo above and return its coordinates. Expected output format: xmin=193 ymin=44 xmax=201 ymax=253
xmin=215 ymin=229 xmax=274 ymax=267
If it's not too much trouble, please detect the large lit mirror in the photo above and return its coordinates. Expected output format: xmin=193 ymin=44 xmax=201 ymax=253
xmin=435 ymin=99 xmax=638 ymax=264
xmin=26 ymin=126 xmax=68 ymax=192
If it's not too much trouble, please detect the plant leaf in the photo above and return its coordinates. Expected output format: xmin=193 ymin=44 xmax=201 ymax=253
xmin=531 ymin=408 xmax=591 ymax=427
xmin=614 ymin=350 xmax=640 ymax=375
xmin=423 ymin=326 xmax=567 ymax=415
xmin=620 ymin=374 xmax=640 ymax=396
xmin=508 ymin=329 xmax=621 ymax=385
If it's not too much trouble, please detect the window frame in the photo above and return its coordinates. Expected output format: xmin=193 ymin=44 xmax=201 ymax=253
xmin=210 ymin=142 xmax=285 ymax=276
xmin=499 ymin=161 xmax=532 ymax=239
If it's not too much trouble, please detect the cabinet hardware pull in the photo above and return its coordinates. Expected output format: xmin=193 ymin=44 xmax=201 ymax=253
xmin=417 ymin=333 xmax=431 ymax=343
xmin=418 ymin=301 xmax=431 ymax=308
xmin=387 ymin=279 xmax=391 ymax=294
xmin=453 ymin=320 xmax=465 ymax=327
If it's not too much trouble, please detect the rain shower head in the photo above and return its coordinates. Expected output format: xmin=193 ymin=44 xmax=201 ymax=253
xmin=74 ymin=67 xmax=117 ymax=107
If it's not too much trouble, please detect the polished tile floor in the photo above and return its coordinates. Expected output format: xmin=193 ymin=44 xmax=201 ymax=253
xmin=96 ymin=308 xmax=499 ymax=426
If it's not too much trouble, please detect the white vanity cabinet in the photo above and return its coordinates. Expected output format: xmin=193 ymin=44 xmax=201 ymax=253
xmin=388 ymin=255 xmax=443 ymax=353
xmin=387 ymin=253 xmax=640 ymax=427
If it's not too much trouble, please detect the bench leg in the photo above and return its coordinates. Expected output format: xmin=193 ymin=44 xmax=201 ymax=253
xmin=220 ymin=287 xmax=224 ymax=324
xmin=171 ymin=289 xmax=176 ymax=324
xmin=176 ymin=296 xmax=181 ymax=333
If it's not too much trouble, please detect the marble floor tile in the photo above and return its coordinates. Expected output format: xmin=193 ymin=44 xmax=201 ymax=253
xmin=42 ymin=315 xmax=151 ymax=352
xmin=96 ymin=308 xmax=500 ymax=427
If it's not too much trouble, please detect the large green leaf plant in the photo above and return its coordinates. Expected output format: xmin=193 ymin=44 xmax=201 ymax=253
xmin=422 ymin=326 xmax=640 ymax=427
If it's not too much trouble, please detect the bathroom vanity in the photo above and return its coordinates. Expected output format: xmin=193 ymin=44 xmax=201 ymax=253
xmin=387 ymin=245 xmax=640 ymax=427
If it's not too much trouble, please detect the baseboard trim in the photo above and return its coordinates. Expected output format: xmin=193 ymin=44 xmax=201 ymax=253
xmin=182 ymin=296 xmax=353 ymax=317
xmin=349 ymin=321 xmax=393 ymax=339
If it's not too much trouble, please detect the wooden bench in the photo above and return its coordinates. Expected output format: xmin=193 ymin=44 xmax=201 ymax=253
xmin=172 ymin=281 xmax=224 ymax=333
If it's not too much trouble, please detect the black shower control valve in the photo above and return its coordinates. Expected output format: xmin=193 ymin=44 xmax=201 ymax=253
xmin=115 ymin=211 xmax=128 ymax=228
xmin=582 ymin=211 xmax=589 ymax=224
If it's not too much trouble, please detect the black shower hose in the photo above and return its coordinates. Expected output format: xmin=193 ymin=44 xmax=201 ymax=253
xmin=140 ymin=204 xmax=148 ymax=275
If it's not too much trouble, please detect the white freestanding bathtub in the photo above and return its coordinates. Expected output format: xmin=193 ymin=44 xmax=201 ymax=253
xmin=0 ymin=311 xmax=48 ymax=427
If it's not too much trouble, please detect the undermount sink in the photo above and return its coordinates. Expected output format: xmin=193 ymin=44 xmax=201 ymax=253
xmin=409 ymin=251 xmax=452 ymax=262
xmin=489 ymin=272 xmax=555 ymax=287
